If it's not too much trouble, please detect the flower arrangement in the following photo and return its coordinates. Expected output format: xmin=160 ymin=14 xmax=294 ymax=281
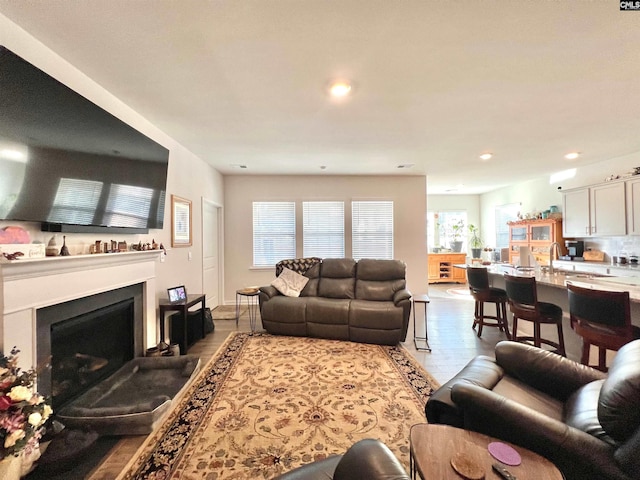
xmin=0 ymin=348 xmax=52 ymax=461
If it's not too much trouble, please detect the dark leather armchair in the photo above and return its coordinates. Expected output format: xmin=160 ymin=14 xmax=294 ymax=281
xmin=426 ymin=340 xmax=640 ymax=480
xmin=272 ymin=438 xmax=409 ymax=480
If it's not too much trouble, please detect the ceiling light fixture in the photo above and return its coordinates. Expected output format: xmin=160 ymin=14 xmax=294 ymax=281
xmin=328 ymin=81 xmax=352 ymax=98
xmin=564 ymin=152 xmax=581 ymax=160
xmin=397 ymin=164 xmax=414 ymax=169
xmin=479 ymin=153 xmax=493 ymax=161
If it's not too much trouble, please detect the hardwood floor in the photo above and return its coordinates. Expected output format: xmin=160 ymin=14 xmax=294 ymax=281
xmin=78 ymin=283 xmax=507 ymax=479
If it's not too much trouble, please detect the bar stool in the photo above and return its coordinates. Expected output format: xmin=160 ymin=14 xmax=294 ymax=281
xmin=466 ymin=267 xmax=510 ymax=338
xmin=567 ymin=283 xmax=640 ymax=371
xmin=503 ymin=273 xmax=566 ymax=356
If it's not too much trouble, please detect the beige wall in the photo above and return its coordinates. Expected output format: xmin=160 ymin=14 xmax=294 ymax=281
xmin=223 ymin=175 xmax=427 ymax=304
xmin=0 ymin=14 xmax=224 ymax=302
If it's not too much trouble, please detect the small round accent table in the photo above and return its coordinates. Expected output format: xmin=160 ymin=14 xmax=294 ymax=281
xmin=236 ymin=287 xmax=260 ymax=332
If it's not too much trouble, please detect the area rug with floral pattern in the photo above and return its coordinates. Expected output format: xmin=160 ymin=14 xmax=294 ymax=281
xmin=118 ymin=332 xmax=439 ymax=479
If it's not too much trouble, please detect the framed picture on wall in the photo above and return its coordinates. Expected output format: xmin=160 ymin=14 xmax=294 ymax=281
xmin=171 ymin=195 xmax=192 ymax=247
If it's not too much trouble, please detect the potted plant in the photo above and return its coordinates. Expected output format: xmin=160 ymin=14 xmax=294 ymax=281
xmin=468 ymin=224 xmax=483 ymax=258
xmin=448 ymin=220 xmax=465 ymax=252
xmin=0 ymin=348 xmax=52 ymax=479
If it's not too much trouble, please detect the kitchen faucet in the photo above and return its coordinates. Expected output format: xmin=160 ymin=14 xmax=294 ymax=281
xmin=549 ymin=242 xmax=562 ymax=275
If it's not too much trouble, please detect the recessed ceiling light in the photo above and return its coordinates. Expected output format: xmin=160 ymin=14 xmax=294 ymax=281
xmin=230 ymin=164 xmax=247 ymax=169
xmin=328 ymin=81 xmax=352 ymax=98
xmin=397 ymin=164 xmax=414 ymax=169
xmin=564 ymin=152 xmax=581 ymax=160
xmin=479 ymin=153 xmax=493 ymax=161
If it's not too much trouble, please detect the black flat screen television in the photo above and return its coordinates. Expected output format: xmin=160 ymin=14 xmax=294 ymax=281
xmin=0 ymin=46 xmax=169 ymax=234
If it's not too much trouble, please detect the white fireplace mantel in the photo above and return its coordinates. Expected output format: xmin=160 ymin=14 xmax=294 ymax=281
xmin=0 ymin=250 xmax=161 ymax=369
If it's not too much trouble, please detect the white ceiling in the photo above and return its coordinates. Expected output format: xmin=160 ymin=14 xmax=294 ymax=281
xmin=2 ymin=1 xmax=640 ymax=194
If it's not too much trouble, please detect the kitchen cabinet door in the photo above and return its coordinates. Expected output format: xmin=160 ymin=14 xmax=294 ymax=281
xmin=562 ymin=188 xmax=590 ymax=237
xmin=627 ymin=177 xmax=640 ymax=235
xmin=590 ymin=182 xmax=626 ymax=236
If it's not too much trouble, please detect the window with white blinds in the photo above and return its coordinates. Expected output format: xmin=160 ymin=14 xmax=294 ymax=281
xmin=303 ymin=201 xmax=344 ymax=258
xmin=47 ymin=178 xmax=103 ymax=224
xmin=253 ymin=201 xmax=296 ymax=267
xmin=352 ymin=201 xmax=394 ymax=260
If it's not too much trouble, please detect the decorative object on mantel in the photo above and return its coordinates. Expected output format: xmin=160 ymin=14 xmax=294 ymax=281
xmin=0 ymin=245 xmax=45 ymax=260
xmin=0 ymin=226 xmax=30 ymax=245
xmin=45 ymin=236 xmax=58 ymax=257
xmin=0 ymin=227 xmax=45 ymax=260
xmin=0 ymin=347 xmax=53 ymax=479
xmin=59 ymin=236 xmax=70 ymax=256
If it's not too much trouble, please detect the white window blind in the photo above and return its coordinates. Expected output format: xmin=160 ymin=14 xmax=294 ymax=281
xmin=303 ymin=201 xmax=344 ymax=258
xmin=352 ymin=201 xmax=394 ymax=260
xmin=253 ymin=201 xmax=296 ymax=267
xmin=47 ymin=178 xmax=103 ymax=224
xmin=103 ymin=184 xmax=154 ymax=228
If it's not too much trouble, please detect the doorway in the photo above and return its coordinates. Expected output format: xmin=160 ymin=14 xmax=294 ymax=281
xmin=202 ymin=198 xmax=223 ymax=308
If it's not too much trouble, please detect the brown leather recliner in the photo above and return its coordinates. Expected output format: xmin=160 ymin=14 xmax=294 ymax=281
xmin=425 ymin=340 xmax=640 ymax=480
xmin=272 ymin=438 xmax=410 ymax=480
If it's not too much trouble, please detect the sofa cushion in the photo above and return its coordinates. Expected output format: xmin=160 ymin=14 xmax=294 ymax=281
xmin=300 ymin=262 xmax=321 ymax=297
xmin=260 ymin=296 xmax=308 ymax=325
xmin=564 ymin=380 xmax=616 ymax=445
xmin=492 ymin=376 xmax=564 ymax=423
xmin=356 ymin=259 xmax=405 ymax=281
xmin=305 ymin=297 xmax=350 ymax=341
xmin=355 ymin=259 xmax=406 ymax=301
xmin=318 ymin=259 xmax=356 ymax=299
xmin=598 ymin=340 xmax=640 ymax=442
xmin=271 ymin=267 xmax=309 ymax=297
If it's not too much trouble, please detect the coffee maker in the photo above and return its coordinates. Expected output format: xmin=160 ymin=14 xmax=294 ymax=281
xmin=563 ymin=240 xmax=585 ymax=261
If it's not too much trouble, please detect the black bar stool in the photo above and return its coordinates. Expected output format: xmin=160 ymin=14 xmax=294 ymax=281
xmin=504 ymin=273 xmax=566 ymax=356
xmin=567 ymin=282 xmax=640 ymax=371
xmin=466 ymin=267 xmax=510 ymax=338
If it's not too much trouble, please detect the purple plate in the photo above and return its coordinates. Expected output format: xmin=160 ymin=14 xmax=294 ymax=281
xmin=488 ymin=442 xmax=522 ymax=466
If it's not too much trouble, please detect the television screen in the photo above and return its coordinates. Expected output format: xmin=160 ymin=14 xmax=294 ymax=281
xmin=0 ymin=46 xmax=169 ymax=234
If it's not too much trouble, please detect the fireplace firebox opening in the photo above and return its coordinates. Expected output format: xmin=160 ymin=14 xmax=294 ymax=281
xmin=37 ymin=284 xmax=144 ymax=410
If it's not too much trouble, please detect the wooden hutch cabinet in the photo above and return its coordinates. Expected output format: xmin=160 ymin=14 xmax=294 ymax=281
xmin=428 ymin=253 xmax=467 ymax=284
xmin=508 ymin=218 xmax=565 ymax=266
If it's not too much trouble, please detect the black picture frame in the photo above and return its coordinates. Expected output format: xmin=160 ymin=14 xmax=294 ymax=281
xmin=167 ymin=285 xmax=187 ymax=303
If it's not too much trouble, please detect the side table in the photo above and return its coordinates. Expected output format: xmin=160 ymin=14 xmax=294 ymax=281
xmin=413 ymin=294 xmax=431 ymax=352
xmin=409 ymin=424 xmax=563 ymax=480
xmin=236 ymin=287 xmax=260 ymax=332
xmin=158 ymin=294 xmax=206 ymax=355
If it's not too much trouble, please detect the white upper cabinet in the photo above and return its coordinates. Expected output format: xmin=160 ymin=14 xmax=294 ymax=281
xmin=590 ymin=182 xmax=626 ymax=236
xmin=562 ymin=180 xmax=626 ymax=237
xmin=562 ymin=188 xmax=590 ymax=237
xmin=627 ymin=177 xmax=640 ymax=235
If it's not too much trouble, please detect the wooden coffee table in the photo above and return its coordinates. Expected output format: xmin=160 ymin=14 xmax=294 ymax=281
xmin=409 ymin=424 xmax=563 ymax=480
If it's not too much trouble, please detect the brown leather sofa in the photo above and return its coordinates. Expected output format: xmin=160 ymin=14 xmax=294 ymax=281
xmin=426 ymin=340 xmax=640 ymax=480
xmin=259 ymin=258 xmax=411 ymax=345
xmin=272 ymin=438 xmax=410 ymax=480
